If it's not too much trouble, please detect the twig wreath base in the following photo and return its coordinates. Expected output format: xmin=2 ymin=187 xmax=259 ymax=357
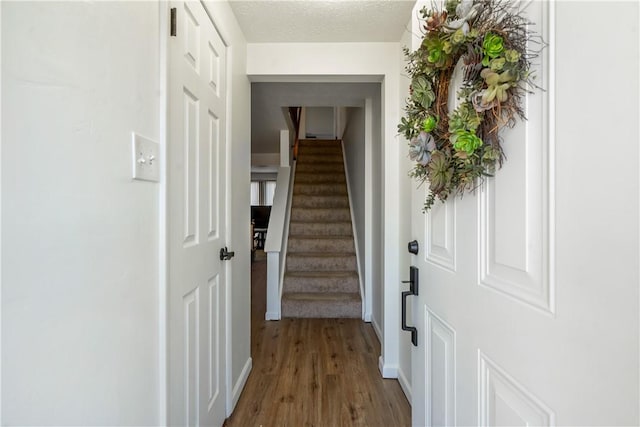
xmin=399 ymin=0 xmax=544 ymax=211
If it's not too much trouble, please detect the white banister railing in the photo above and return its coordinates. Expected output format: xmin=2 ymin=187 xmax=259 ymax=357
xmin=264 ymin=163 xmax=295 ymax=320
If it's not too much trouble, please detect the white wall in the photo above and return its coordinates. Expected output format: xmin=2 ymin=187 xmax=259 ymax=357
xmin=250 ymin=84 xmax=283 ymax=157
xmin=252 ymin=152 xmax=280 ymax=167
xmin=305 ymin=106 xmax=334 ymax=139
xmin=2 ymin=2 xmax=160 ymax=424
xmin=202 ymin=1 xmax=252 ymax=413
xmin=247 ymin=42 xmax=404 ymax=378
xmin=340 ymin=98 xmax=383 ymax=330
xmin=342 ymin=107 xmax=366 ymax=293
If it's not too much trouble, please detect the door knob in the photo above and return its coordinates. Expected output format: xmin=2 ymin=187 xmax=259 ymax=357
xmin=219 ymin=247 xmax=235 ymax=261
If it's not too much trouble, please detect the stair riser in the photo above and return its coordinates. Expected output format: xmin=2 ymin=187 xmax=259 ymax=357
xmin=293 ymin=184 xmax=347 ymax=196
xmin=295 ymin=163 xmax=344 ymax=173
xmin=290 ymin=208 xmax=350 ymax=222
xmin=297 ymin=155 xmax=343 ymax=164
xmin=299 ymin=140 xmax=341 ymax=146
xmin=292 ymin=196 xmax=349 ymax=208
xmin=287 ymin=255 xmax=357 ymax=271
xmin=295 ymin=173 xmax=345 ymax=184
xmin=288 ymin=238 xmax=354 ymax=253
xmin=281 ymin=298 xmax=361 ymax=318
xmin=283 ymin=276 xmax=359 ymax=293
xmin=289 ymin=222 xmax=352 ymax=236
xmin=298 ymin=146 xmax=342 ymax=155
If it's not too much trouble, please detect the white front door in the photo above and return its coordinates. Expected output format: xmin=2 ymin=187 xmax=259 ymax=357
xmin=168 ymin=1 xmax=228 ymax=425
xmin=407 ymin=2 xmax=638 ymax=426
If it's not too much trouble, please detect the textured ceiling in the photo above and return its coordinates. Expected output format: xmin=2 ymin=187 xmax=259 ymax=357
xmin=228 ymin=0 xmax=417 ymax=43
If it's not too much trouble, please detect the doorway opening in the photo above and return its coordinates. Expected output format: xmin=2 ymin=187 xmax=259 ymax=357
xmin=249 ymin=81 xmax=383 ymax=326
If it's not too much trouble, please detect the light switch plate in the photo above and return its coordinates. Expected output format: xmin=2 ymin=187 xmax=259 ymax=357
xmin=132 ymin=133 xmax=160 ymax=182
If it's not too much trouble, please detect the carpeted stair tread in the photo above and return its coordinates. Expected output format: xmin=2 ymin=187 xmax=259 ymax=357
xmin=287 ymin=235 xmax=355 ymax=242
xmin=295 ymin=163 xmax=345 ymax=173
xmin=293 ymin=184 xmax=347 ymax=196
xmin=283 ymin=292 xmax=360 ymax=302
xmin=287 ymin=251 xmax=356 ymax=257
xmin=281 ymin=292 xmax=361 ymax=318
xmin=292 ymin=195 xmax=349 ymax=208
xmin=288 ymin=222 xmax=353 ymax=236
xmin=289 ymin=220 xmax=351 ymax=227
xmin=296 ymin=154 xmax=343 ymax=164
xmin=298 ymin=141 xmax=341 ymax=147
xmin=288 ymin=236 xmax=355 ymax=253
xmin=283 ymin=271 xmax=360 ymax=293
xmin=295 ymin=173 xmax=346 ymax=184
xmin=286 ymin=253 xmax=357 ymax=272
xmin=288 ymin=234 xmax=354 ymax=240
xmin=285 ymin=270 xmax=359 ymax=279
xmin=297 ymin=147 xmax=342 ymax=155
xmin=290 ymin=207 xmax=351 ymax=222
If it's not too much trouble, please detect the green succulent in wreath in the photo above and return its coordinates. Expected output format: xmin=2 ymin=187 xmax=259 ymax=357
xmin=504 ymin=49 xmax=521 ymax=63
xmin=427 ymin=151 xmax=454 ymax=193
xmin=449 ymin=102 xmax=481 ymax=133
xmin=480 ymin=68 xmax=516 ymax=104
xmin=422 ymin=116 xmax=438 ymax=133
xmin=411 ymin=75 xmax=435 ymax=109
xmin=482 ymin=32 xmax=505 ymax=66
xmin=451 ymin=130 xmax=483 ymax=155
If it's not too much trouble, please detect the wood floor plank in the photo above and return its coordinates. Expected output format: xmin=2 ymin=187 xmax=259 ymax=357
xmin=224 ymin=257 xmax=411 ymax=427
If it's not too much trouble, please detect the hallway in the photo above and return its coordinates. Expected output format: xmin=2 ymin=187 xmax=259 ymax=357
xmin=224 ymin=255 xmax=411 ymax=426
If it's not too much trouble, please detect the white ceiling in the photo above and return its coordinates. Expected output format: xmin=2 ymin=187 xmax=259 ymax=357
xmin=228 ymin=0 xmax=417 ymax=43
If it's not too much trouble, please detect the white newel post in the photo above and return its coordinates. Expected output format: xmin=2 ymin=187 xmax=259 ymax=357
xmin=280 ymin=129 xmax=290 ymax=166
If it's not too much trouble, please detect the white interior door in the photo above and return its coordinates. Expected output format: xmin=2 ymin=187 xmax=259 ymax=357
xmin=408 ymin=2 xmax=638 ymax=426
xmin=168 ymin=1 xmax=227 ymax=425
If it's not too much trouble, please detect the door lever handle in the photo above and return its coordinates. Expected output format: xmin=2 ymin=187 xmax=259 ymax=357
xmin=401 ymin=266 xmax=419 ymax=346
xmin=219 ymin=247 xmax=235 ymax=261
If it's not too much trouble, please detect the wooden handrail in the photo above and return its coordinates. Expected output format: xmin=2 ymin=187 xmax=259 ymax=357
xmin=288 ymin=106 xmax=301 ymax=160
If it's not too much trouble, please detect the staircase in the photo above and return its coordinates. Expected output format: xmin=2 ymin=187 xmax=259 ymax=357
xmin=281 ymin=139 xmax=362 ymax=318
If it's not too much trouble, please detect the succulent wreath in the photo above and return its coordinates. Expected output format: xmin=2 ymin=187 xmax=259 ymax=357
xmin=399 ymin=0 xmax=544 ymax=211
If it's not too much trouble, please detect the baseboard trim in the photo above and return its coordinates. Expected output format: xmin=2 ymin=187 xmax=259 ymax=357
xmin=372 ymin=317 xmax=382 ymax=343
xmin=398 ymin=367 xmax=412 ymax=404
xmin=229 ymin=357 xmax=252 ymax=415
xmin=364 ymin=311 xmax=372 ymax=322
xmin=265 ymin=311 xmax=280 ymax=321
xmin=378 ymin=356 xmax=398 ymax=379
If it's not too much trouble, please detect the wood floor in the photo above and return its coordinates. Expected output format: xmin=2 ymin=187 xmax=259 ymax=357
xmin=224 ymin=256 xmax=411 ymax=427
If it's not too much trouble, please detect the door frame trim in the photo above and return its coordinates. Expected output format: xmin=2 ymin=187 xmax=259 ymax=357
xmin=0 ymin=1 xmax=4 ymax=422
xmin=158 ymin=1 xmax=169 ymax=424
